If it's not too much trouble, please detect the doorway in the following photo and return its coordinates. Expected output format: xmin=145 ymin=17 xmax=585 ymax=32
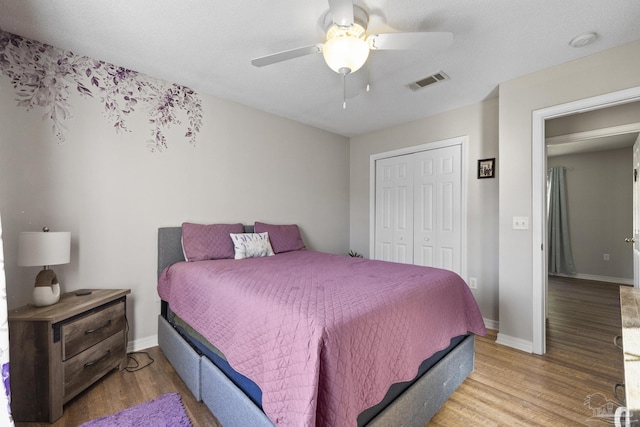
xmin=369 ymin=136 xmax=468 ymax=279
xmin=546 ymin=121 xmax=639 ymax=283
xmin=374 ymin=144 xmax=462 ymax=273
xmin=532 ymin=86 xmax=640 ymax=355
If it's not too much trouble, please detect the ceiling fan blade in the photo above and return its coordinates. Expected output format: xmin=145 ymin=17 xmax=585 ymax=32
xmin=368 ymin=32 xmax=453 ymax=51
xmin=328 ymin=0 xmax=354 ymax=27
xmin=251 ymin=44 xmax=323 ymax=67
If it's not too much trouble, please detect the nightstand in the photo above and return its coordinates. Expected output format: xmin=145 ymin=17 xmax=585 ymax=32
xmin=8 ymin=288 xmax=131 ymax=422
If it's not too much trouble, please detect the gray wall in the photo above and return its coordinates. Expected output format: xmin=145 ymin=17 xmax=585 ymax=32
xmin=350 ymin=97 xmax=500 ymax=325
xmin=547 ymin=148 xmax=633 ymax=281
xmin=546 ymin=101 xmax=640 ymax=137
xmin=0 ymin=34 xmax=350 ymax=349
xmin=498 ymin=39 xmax=640 ymax=348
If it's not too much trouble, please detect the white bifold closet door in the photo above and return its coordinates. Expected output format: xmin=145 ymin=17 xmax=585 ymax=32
xmin=375 ymin=153 xmax=415 ymax=264
xmin=375 ymin=144 xmax=462 ymax=274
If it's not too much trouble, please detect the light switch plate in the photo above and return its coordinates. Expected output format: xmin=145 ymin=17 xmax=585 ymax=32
xmin=513 ymin=216 xmax=529 ymax=230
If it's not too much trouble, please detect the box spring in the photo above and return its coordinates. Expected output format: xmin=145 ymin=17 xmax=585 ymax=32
xmin=158 ymin=314 xmax=474 ymax=426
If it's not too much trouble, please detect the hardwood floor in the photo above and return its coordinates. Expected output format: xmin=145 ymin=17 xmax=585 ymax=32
xmin=430 ymin=276 xmax=624 ymax=426
xmin=14 ymin=348 xmax=222 ymax=427
xmin=15 ymin=276 xmax=624 ymax=426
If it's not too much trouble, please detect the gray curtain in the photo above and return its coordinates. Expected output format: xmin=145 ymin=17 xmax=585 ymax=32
xmin=547 ymin=167 xmax=576 ymax=274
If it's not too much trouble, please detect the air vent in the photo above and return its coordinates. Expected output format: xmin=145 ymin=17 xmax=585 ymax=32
xmin=408 ymin=71 xmax=450 ymax=91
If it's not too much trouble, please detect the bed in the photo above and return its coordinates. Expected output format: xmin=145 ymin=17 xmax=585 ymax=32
xmin=157 ymin=223 xmax=486 ymax=426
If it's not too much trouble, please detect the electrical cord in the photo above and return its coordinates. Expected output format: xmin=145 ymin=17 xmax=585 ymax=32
xmin=125 ymin=351 xmax=155 ymax=372
xmin=123 ymin=304 xmax=155 ymax=372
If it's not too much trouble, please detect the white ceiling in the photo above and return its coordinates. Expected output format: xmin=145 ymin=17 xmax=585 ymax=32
xmin=1 ymin=0 xmax=640 ymax=137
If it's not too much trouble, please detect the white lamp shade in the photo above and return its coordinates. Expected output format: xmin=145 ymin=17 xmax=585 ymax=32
xmin=322 ymin=35 xmax=370 ymax=74
xmin=18 ymin=231 xmax=70 ymax=267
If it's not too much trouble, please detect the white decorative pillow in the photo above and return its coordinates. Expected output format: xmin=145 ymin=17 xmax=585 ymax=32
xmin=230 ymin=232 xmax=275 ymax=259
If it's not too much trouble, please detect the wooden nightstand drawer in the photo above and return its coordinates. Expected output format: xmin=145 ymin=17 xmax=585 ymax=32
xmin=9 ymin=289 xmax=130 ymax=422
xmin=64 ymin=330 xmax=126 ymax=401
xmin=62 ymin=300 xmax=126 ymax=360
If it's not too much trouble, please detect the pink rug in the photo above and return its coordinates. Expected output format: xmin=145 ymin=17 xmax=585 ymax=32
xmin=80 ymin=393 xmax=192 ymax=427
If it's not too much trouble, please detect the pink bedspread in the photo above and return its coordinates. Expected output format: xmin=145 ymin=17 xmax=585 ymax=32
xmin=158 ymin=251 xmax=485 ymax=426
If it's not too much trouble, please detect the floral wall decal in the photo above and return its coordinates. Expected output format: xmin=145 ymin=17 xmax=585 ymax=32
xmin=0 ymin=30 xmax=202 ymax=152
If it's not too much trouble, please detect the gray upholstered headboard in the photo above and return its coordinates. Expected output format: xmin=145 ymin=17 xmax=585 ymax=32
xmin=157 ymin=225 xmax=254 ymax=279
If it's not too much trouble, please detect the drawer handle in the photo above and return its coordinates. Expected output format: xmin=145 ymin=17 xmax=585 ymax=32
xmin=614 ymin=335 xmax=623 ymax=350
xmin=613 ymin=383 xmax=625 ymax=404
xmin=85 ymin=320 xmax=112 ymax=335
xmin=84 ymin=350 xmax=111 ymax=368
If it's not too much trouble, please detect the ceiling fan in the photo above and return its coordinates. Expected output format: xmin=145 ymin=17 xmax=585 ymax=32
xmin=251 ymin=0 xmax=453 ymax=106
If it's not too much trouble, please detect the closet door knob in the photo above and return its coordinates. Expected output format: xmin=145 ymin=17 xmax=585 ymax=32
xmin=625 ymin=237 xmax=636 ymax=243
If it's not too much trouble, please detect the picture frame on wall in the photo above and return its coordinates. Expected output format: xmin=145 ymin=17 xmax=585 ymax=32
xmin=478 ymin=158 xmax=495 ymax=179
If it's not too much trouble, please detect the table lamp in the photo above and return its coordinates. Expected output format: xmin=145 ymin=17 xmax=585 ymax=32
xmin=18 ymin=227 xmax=70 ymax=307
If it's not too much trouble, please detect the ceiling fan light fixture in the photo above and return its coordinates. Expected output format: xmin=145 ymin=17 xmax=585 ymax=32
xmin=322 ymin=24 xmax=370 ymax=74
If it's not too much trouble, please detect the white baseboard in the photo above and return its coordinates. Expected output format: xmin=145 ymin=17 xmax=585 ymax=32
xmin=483 ymin=318 xmax=499 ymax=331
xmin=495 ymin=332 xmax=533 ymax=353
xmin=551 ymin=272 xmax=633 ymax=286
xmin=127 ymin=334 xmax=158 ymax=353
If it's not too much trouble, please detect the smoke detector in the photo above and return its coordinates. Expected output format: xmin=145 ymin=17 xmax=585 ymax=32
xmin=569 ymin=32 xmax=598 ymax=48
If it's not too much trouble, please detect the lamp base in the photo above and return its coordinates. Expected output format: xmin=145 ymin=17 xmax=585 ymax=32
xmin=33 ymin=283 xmax=61 ymax=307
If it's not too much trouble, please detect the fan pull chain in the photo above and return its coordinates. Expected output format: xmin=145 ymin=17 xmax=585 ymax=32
xmin=342 ymin=73 xmax=347 ymax=109
xmin=366 ymin=60 xmax=371 ymax=92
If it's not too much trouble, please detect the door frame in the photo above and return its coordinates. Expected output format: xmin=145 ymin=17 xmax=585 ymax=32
xmin=369 ymin=136 xmax=468 ymax=279
xmin=532 ymin=86 xmax=640 ymax=355
xmin=634 ymin=137 xmax=640 ymax=288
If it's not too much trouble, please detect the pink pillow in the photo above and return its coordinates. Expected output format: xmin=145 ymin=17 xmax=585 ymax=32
xmin=181 ymin=222 xmax=244 ymax=261
xmin=254 ymin=222 xmax=306 ymax=254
